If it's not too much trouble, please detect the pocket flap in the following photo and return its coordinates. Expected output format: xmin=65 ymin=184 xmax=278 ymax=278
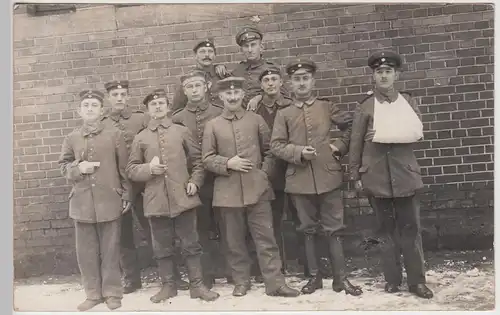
xmin=326 ymin=163 xmax=342 ymax=171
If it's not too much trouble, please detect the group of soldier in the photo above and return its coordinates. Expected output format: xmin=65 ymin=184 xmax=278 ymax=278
xmin=58 ymin=26 xmax=434 ymax=312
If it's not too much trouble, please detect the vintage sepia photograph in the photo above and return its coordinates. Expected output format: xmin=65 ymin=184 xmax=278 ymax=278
xmin=12 ymin=2 xmax=494 ymax=312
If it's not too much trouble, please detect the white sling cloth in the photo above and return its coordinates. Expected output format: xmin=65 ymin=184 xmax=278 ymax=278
xmin=372 ymin=93 xmax=423 ymax=144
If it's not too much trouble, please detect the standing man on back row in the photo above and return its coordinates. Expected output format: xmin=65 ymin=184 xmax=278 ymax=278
xmin=348 ymin=51 xmax=433 ymax=299
xmin=172 ymin=38 xmax=230 ymax=113
xmin=231 ymin=27 xmax=289 ymax=109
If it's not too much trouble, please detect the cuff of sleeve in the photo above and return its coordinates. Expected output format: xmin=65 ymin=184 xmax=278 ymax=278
xmin=218 ymin=157 xmax=231 ymax=176
xmin=293 ymin=146 xmax=305 ymax=165
xmin=333 ymin=140 xmax=348 ymax=157
xmin=190 ymin=177 xmax=203 ymax=190
xmin=69 ymin=164 xmax=84 ymax=181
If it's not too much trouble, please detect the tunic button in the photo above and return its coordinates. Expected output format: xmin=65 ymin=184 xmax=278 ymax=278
xmin=92 ymin=184 xmax=95 ymax=187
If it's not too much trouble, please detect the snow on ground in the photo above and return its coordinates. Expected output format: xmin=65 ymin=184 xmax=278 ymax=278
xmin=13 ymin=250 xmax=495 ymax=312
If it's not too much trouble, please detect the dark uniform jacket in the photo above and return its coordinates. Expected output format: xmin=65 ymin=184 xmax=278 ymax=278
xmin=249 ymin=94 xmax=292 ymax=191
xmin=172 ymin=101 xmax=223 ymax=199
xmin=349 ymin=90 xmax=424 ymax=198
xmin=59 ymin=123 xmax=132 ymax=223
xmin=126 ymin=117 xmax=204 ymax=218
xmin=101 ymin=107 xmax=149 ymax=196
xmin=271 ymin=96 xmax=352 ymax=195
xmin=202 ymin=110 xmax=275 ymax=208
xmin=172 ymin=64 xmax=227 ymax=111
xmin=231 ymin=58 xmax=289 ymax=106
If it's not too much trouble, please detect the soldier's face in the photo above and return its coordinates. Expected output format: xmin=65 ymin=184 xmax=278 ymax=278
xmin=261 ymin=74 xmax=282 ymax=96
xmin=241 ymin=40 xmax=263 ymax=61
xmin=147 ymin=97 xmax=170 ymax=119
xmin=183 ymin=79 xmax=208 ymax=103
xmin=196 ymin=47 xmax=216 ymax=67
xmin=373 ymin=66 xmax=399 ymax=90
xmin=219 ymin=88 xmax=244 ymax=111
xmin=78 ymin=99 xmax=103 ymax=122
xmin=290 ymin=71 xmax=315 ymax=97
xmin=107 ymin=88 xmax=129 ymax=110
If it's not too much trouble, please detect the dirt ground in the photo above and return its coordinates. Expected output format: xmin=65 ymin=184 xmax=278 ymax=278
xmin=13 ymin=249 xmax=495 ymax=312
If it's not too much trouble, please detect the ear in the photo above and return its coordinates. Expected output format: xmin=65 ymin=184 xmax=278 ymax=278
xmin=394 ymin=70 xmax=400 ymax=80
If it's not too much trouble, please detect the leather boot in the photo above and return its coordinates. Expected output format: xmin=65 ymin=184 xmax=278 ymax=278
xmin=232 ymin=283 xmax=251 ymax=297
xmin=185 ymin=255 xmax=220 ymax=301
xmin=267 ymin=284 xmax=301 ymax=297
xmin=105 ymin=297 xmax=122 ymax=310
xmin=385 ymin=283 xmax=400 ymax=293
xmin=328 ymin=235 xmax=363 ymax=296
xmin=409 ymin=284 xmax=434 ymax=299
xmin=203 ymin=275 xmax=215 ymax=290
xmin=301 ymin=234 xmax=323 ymax=294
xmin=150 ymin=258 xmax=178 ymax=303
xmin=77 ymin=298 xmax=104 ymax=311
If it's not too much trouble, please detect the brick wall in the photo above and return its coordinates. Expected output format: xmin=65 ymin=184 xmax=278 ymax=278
xmin=13 ymin=3 xmax=494 ymax=278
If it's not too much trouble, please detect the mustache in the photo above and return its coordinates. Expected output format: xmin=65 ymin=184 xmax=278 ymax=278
xmin=202 ymin=57 xmax=213 ymax=61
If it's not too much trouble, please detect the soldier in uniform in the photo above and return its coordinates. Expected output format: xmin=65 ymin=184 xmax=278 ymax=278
xmin=202 ymin=77 xmax=300 ymax=298
xmin=59 ymin=90 xmax=132 ymax=311
xmin=126 ymin=89 xmax=220 ymax=303
xmin=102 ymin=80 xmax=189 ymax=293
xmin=247 ymin=66 xmax=294 ymax=274
xmin=348 ymin=51 xmax=433 ymax=299
xmin=271 ymin=60 xmax=362 ymax=296
xmin=172 ymin=38 xmax=230 ymax=113
xmin=172 ymin=70 xmax=228 ymax=288
xmin=231 ymin=27 xmax=289 ymax=108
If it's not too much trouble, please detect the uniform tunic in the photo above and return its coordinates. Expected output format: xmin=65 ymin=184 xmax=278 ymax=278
xmin=126 ymin=117 xmax=204 ymax=218
xmin=202 ymin=110 xmax=275 ymax=208
xmin=59 ymin=123 xmax=132 ymax=223
xmin=101 ymin=108 xmax=149 ymax=155
xmin=270 ymin=96 xmax=352 ymax=195
xmin=172 ymin=101 xmax=223 ymax=199
xmin=251 ymin=94 xmax=292 ymax=192
xmin=348 ymin=90 xmax=424 ymax=198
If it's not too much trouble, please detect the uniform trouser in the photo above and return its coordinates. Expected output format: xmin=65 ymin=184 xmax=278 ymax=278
xmin=75 ymin=219 xmax=122 ymax=300
xmin=290 ymin=189 xmax=347 ymax=279
xmin=120 ymin=194 xmax=151 ymax=284
xmin=369 ymin=195 xmax=426 ymax=286
xmin=249 ymin=190 xmax=286 ymax=274
xmin=220 ymin=201 xmax=286 ymax=294
xmin=149 ymin=209 xmax=203 ymax=266
xmin=197 ymin=197 xmax=220 ymax=279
